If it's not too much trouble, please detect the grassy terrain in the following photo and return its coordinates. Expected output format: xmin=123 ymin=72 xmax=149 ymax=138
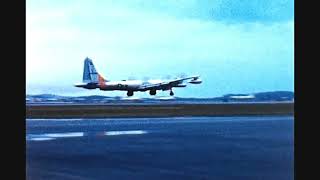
xmin=26 ymin=103 xmax=294 ymax=118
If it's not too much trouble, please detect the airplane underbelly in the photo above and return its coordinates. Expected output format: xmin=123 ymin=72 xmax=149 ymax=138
xmin=99 ymin=84 xmax=139 ymax=91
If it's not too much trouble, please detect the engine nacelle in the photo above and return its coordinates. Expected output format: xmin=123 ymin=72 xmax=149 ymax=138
xmin=189 ymin=78 xmax=202 ymax=84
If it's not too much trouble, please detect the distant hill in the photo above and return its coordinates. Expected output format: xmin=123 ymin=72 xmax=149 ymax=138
xmin=221 ymin=91 xmax=294 ymax=102
xmin=26 ymin=94 xmax=68 ymax=100
xmin=26 ymin=91 xmax=294 ymax=103
xmin=254 ymin=91 xmax=294 ymax=101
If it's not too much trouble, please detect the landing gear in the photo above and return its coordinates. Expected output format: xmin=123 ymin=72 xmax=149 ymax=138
xmin=170 ymin=90 xmax=174 ymax=96
xmin=127 ymin=91 xmax=134 ymax=96
xmin=149 ymin=89 xmax=156 ymax=95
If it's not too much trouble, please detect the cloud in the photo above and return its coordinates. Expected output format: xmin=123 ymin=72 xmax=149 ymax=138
xmin=211 ymin=0 xmax=294 ymax=23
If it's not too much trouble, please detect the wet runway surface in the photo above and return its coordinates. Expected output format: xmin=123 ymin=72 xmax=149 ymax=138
xmin=26 ymin=116 xmax=293 ymax=180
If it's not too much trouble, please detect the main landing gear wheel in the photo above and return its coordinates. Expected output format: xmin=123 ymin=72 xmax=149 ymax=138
xmin=149 ymin=90 xmax=157 ymax=95
xmin=170 ymin=91 xmax=174 ymax=96
xmin=127 ymin=91 xmax=134 ymax=96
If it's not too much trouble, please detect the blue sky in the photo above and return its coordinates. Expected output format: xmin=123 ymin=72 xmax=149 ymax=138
xmin=26 ymin=0 xmax=294 ymax=98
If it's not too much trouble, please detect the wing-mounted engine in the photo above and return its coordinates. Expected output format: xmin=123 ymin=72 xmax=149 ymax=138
xmin=189 ymin=77 xmax=202 ymax=84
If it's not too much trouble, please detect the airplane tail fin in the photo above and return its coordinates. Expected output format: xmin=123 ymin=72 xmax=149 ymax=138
xmin=83 ymin=57 xmax=107 ymax=84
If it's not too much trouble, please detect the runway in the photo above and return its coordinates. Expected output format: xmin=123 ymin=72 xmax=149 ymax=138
xmin=26 ymin=116 xmax=293 ymax=180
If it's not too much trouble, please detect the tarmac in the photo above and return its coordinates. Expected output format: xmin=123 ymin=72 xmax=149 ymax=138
xmin=26 ymin=116 xmax=293 ymax=180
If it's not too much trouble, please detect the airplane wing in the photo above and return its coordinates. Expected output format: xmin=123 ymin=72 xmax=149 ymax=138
xmin=138 ymin=75 xmax=200 ymax=91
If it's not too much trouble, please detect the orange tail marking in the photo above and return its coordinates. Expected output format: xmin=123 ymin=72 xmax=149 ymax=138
xmin=98 ymin=74 xmax=106 ymax=87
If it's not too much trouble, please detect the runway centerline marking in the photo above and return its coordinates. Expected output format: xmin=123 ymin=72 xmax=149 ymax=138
xmin=26 ymin=130 xmax=148 ymax=141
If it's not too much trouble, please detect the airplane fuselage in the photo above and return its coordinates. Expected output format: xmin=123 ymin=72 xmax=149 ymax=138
xmin=76 ymin=79 xmax=185 ymax=91
xmin=101 ymin=80 xmax=146 ymax=91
